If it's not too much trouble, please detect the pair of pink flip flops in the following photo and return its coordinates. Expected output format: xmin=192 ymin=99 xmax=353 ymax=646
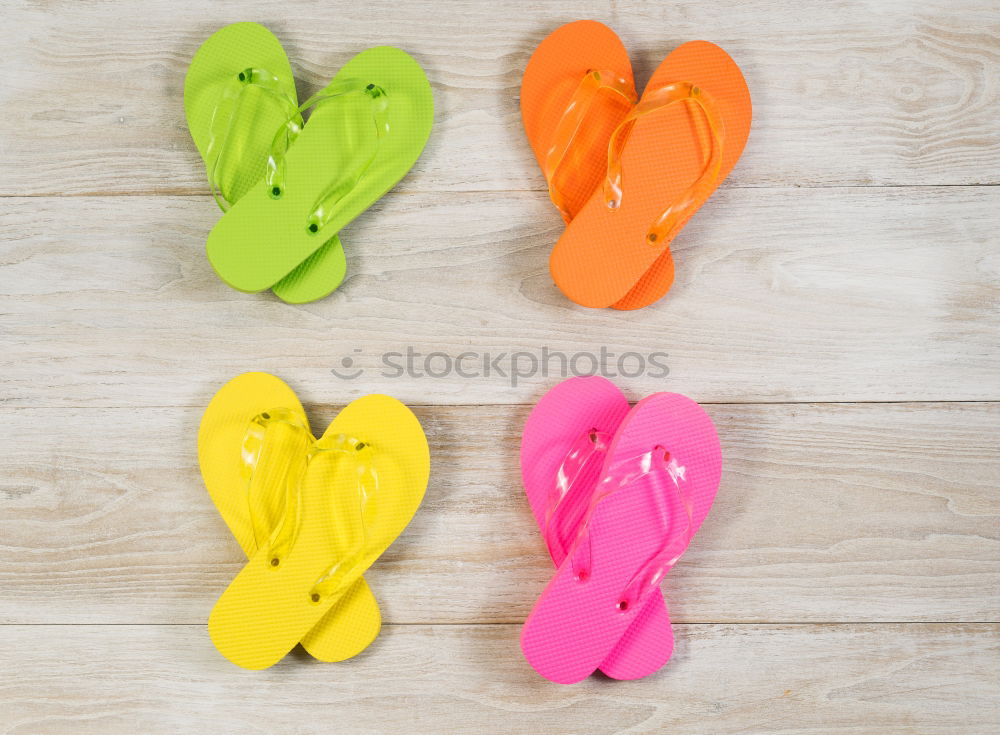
xmin=519 ymin=377 xmax=722 ymax=683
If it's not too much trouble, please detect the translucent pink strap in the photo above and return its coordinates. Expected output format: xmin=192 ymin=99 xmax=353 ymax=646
xmin=543 ymin=428 xmax=611 ymax=562
xmin=568 ymin=444 xmax=694 ymax=611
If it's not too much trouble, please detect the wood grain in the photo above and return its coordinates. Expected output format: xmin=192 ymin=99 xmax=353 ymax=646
xmin=1 ymin=0 xmax=998 ymax=729
xmin=0 ymin=0 xmax=998 ymax=195
xmin=0 ymin=623 xmax=996 ymax=734
xmin=1 ymin=186 xmax=999 ymax=407
xmin=0 ymin=402 xmax=996 ymax=625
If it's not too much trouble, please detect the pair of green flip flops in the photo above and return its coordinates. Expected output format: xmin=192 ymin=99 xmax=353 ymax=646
xmin=184 ymin=23 xmax=434 ymax=303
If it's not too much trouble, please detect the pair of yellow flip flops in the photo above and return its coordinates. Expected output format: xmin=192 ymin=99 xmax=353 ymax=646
xmin=198 ymin=373 xmax=429 ymax=669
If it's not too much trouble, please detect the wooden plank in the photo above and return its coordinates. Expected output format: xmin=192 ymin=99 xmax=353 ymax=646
xmin=2 ymin=187 xmax=999 ymax=406
xmin=0 ymin=623 xmax=996 ymax=734
xmin=0 ymin=402 xmax=996 ymax=625
xmin=1 ymin=0 xmax=998 ymax=195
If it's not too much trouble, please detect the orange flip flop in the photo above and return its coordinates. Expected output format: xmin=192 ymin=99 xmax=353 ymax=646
xmin=546 ymin=40 xmax=752 ymax=309
xmin=521 ymin=21 xmax=636 ymax=224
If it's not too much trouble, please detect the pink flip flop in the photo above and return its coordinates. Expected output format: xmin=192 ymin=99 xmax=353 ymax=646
xmin=520 ymin=384 xmax=722 ymax=684
xmin=521 ymin=376 xmax=673 ymax=680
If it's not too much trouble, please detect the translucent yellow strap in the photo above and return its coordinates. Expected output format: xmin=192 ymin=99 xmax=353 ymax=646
xmin=603 ymin=82 xmax=725 ymax=245
xmin=542 ymin=70 xmax=637 ymax=222
xmin=240 ymin=411 xmax=379 ymax=605
xmin=240 ymin=407 xmax=312 ymax=559
xmin=307 ymin=434 xmax=378 ymax=603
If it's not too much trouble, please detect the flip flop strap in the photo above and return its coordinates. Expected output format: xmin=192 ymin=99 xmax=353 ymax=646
xmin=205 ymin=68 xmax=302 ymax=212
xmin=240 ymin=407 xmax=312 ymax=555
xmin=543 ymin=70 xmax=637 ymax=222
xmin=567 ymin=444 xmax=694 ymax=611
xmin=264 ymin=78 xmax=389 ymax=236
xmin=240 ymin=410 xmax=379 ymax=605
xmin=543 ymin=428 xmax=612 ymax=561
xmin=604 ymin=81 xmax=725 ymax=246
xmin=304 ymin=432 xmax=379 ymax=603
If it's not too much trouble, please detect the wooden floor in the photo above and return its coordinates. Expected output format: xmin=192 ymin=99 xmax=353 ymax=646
xmin=1 ymin=1 xmax=998 ymax=732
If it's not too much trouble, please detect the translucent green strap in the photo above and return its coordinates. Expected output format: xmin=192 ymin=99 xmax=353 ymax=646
xmin=263 ymin=78 xmax=389 ymax=236
xmin=240 ymin=410 xmax=378 ymax=605
xmin=603 ymin=82 xmax=724 ymax=246
xmin=205 ymin=67 xmax=302 ymax=212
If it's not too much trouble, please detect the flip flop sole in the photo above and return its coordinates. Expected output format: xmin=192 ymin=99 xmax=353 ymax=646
xmin=270 ymin=237 xmax=348 ymax=304
xmin=272 ymin=46 xmax=434 ymax=303
xmin=613 ymin=41 xmax=752 ymax=310
xmin=198 ymin=372 xmax=381 ymax=663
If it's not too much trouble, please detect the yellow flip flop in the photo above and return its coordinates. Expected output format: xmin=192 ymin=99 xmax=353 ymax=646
xmin=203 ymin=378 xmax=430 ymax=669
xmin=198 ymin=372 xmax=383 ymax=664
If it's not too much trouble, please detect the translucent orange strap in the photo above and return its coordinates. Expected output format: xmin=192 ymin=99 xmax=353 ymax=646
xmin=604 ymin=82 xmax=725 ymax=245
xmin=543 ymin=70 xmax=637 ymax=222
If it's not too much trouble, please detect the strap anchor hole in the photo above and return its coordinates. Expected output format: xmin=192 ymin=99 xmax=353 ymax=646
xmin=270 ymin=557 xmax=280 ymax=567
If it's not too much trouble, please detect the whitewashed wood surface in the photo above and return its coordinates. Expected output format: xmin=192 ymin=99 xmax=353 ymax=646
xmin=0 ymin=0 xmax=998 ymax=733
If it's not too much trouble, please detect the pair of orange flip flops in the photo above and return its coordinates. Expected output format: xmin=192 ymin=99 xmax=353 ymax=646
xmin=521 ymin=21 xmax=752 ymax=310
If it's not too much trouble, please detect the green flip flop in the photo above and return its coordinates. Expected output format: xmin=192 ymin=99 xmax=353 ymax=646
xmin=205 ymin=46 xmax=434 ymax=298
xmin=184 ymin=22 xmax=348 ymax=303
